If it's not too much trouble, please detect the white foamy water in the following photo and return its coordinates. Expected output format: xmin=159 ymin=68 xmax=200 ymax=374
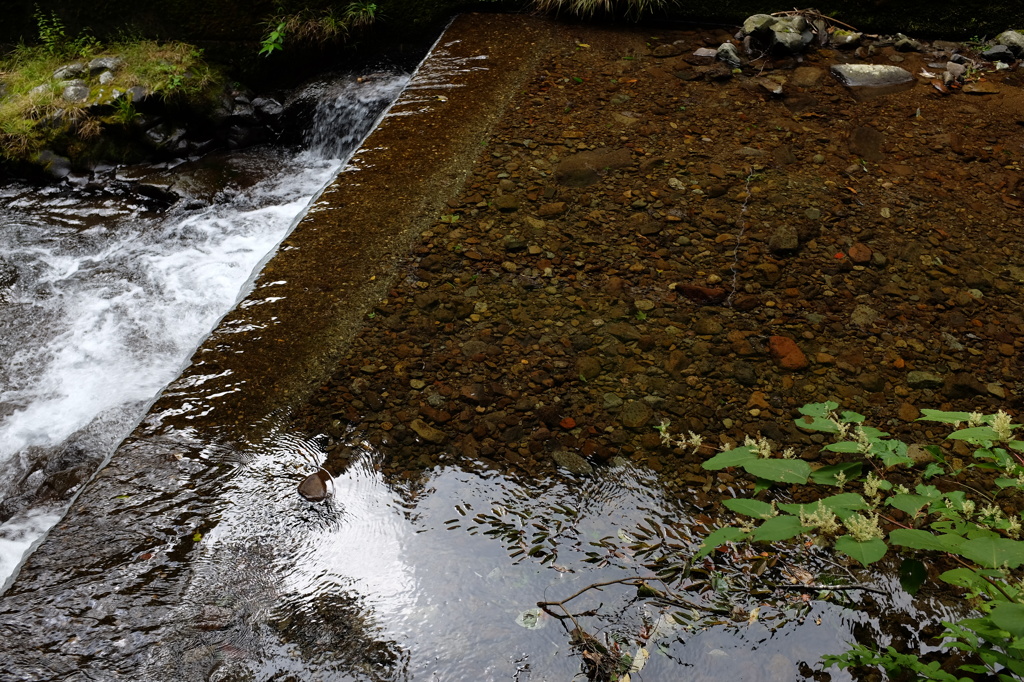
xmin=0 ymin=73 xmax=409 ymax=590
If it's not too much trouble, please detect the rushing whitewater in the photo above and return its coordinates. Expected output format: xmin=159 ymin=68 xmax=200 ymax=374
xmin=0 ymin=73 xmax=409 ymax=589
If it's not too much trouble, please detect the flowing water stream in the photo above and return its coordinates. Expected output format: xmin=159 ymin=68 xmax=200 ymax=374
xmin=0 ymin=34 xmax=967 ymax=680
xmin=0 ymin=72 xmax=410 ymax=590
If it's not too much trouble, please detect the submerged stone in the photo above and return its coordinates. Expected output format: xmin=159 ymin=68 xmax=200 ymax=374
xmin=830 ymin=64 xmax=914 ymax=100
xmin=298 ymin=469 xmax=334 ymax=502
xmin=552 ymin=449 xmax=594 ymax=476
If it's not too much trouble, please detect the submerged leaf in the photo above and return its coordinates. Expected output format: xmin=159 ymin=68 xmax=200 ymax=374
xmin=515 ymin=607 xmax=546 ymax=629
xmin=898 ymin=558 xmax=927 ymax=595
xmin=695 ymin=526 xmax=749 ymax=558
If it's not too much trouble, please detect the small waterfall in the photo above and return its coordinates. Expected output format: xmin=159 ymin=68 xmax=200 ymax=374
xmin=303 ymin=73 xmax=410 ymax=159
xmin=0 ymin=70 xmax=408 ymax=590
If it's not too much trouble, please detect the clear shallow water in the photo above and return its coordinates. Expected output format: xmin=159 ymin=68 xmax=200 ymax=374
xmin=0 ymin=73 xmax=410 ymax=590
xmin=146 ymin=430 xmax=964 ymax=681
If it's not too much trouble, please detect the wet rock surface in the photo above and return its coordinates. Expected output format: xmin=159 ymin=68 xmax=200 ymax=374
xmin=294 ymin=21 xmax=1024 ymax=485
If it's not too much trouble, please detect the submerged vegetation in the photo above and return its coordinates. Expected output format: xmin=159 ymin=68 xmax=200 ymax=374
xmin=0 ymin=9 xmax=220 ymax=167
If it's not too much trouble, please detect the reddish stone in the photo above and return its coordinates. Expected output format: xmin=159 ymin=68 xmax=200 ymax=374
xmin=848 ymin=242 xmax=872 ymax=264
xmin=559 ymin=417 xmax=577 ymax=429
xmin=676 ymin=284 xmax=727 ymax=304
xmin=768 ymin=335 xmax=809 ymax=370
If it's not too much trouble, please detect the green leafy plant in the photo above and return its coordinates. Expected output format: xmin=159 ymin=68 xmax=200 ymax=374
xmin=532 ymin=0 xmax=678 ymax=20
xmin=33 ymin=7 xmax=101 ymax=58
xmin=259 ymin=2 xmax=378 ymax=56
xmin=689 ymin=402 xmax=1024 ymax=680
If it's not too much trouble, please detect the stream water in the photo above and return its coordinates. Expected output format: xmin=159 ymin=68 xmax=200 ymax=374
xmin=0 ymin=72 xmax=410 ymax=590
xmin=0 ymin=36 xmax=970 ymax=681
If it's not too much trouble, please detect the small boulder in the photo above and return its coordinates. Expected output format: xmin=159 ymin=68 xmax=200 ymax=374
xmin=88 ymin=56 xmax=124 ymax=75
xmin=717 ymin=42 xmax=742 ymax=68
xmin=620 ymin=400 xmax=654 ymax=429
xmin=552 ymin=449 xmax=594 ymax=476
xmin=52 ymin=63 xmax=86 ymax=80
xmin=982 ymin=44 xmax=1016 ymax=64
xmin=554 ymin=148 xmax=632 ymax=187
xmin=996 ymin=30 xmax=1024 ymax=56
xmin=62 ymin=81 xmax=90 ymax=103
xmin=769 ymin=335 xmax=809 ymax=370
xmin=768 ymin=225 xmax=799 ymax=254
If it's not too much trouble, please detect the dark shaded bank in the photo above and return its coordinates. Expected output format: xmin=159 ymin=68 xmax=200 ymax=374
xmin=1 ymin=1 xmax=1019 ymax=52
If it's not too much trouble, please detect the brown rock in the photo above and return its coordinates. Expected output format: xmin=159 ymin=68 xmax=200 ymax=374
xmin=897 ymin=402 xmax=921 ymax=421
xmin=849 ymin=126 xmax=885 ymax=162
xmin=537 ymin=201 xmax=567 ymax=216
xmin=554 ymin=148 xmax=633 ymax=187
xmin=675 ymin=284 xmax=727 ymax=304
xmin=768 ymin=335 xmax=809 ymax=370
xmin=620 ymin=400 xmax=654 ymax=429
xmin=576 ymin=356 xmax=602 ymax=380
xmin=848 ymin=242 xmax=872 ymax=264
xmin=410 ymin=418 xmax=447 ymax=444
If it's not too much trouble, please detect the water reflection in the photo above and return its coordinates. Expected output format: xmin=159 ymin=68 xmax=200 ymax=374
xmin=142 ymin=423 xmax=982 ymax=681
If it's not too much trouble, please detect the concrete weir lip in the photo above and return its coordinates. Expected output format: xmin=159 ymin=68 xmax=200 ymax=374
xmin=0 ymin=14 xmax=553 ymax=678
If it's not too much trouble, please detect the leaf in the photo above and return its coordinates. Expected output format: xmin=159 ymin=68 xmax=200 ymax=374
xmin=795 ymin=416 xmax=839 ymax=433
xmin=777 ymin=493 xmax=868 ymax=519
xmin=702 ymin=446 xmax=757 ymax=470
xmin=722 ymin=498 xmax=775 ymax=518
xmin=192 ymin=532 xmax=203 ymax=542
xmin=991 ymin=604 xmax=1024 ymax=637
xmin=922 ymin=463 xmax=945 ymax=479
xmin=835 ymin=536 xmax=887 ymax=565
xmin=948 ymin=426 xmax=1000 ymax=443
xmin=889 ymin=528 xmax=963 ymax=553
xmin=750 ymin=515 xmax=807 ymax=542
xmin=839 ymin=411 xmax=866 ymax=423
xmin=695 ymin=526 xmax=749 ymax=558
xmin=888 ymin=494 xmax=931 ymax=516
xmin=809 ymin=462 xmax=864 ymax=486
xmin=822 ymin=441 xmax=862 ymax=453
xmin=872 ymin=440 xmax=913 ymax=467
xmin=899 ymin=558 xmax=927 ymax=595
xmin=743 ymin=458 xmax=811 ymax=483
xmin=941 ymin=568 xmax=1000 ymax=596
xmin=958 ymin=537 xmax=1024 ymax=569
xmin=799 ymin=401 xmax=839 ymax=417
xmin=918 ymin=409 xmax=976 ymax=424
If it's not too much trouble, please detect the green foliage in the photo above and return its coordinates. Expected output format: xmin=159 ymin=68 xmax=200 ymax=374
xmin=531 ymin=0 xmax=678 ymax=20
xmin=33 ymin=7 xmax=101 ymax=59
xmin=691 ymin=402 xmax=1024 ymax=680
xmin=259 ymin=2 xmax=379 ymax=56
